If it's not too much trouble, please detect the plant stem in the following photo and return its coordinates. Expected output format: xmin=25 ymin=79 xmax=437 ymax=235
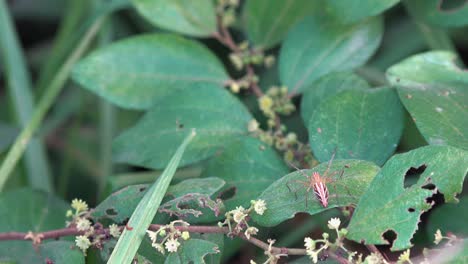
xmin=0 ymin=15 xmax=107 ymax=191
xmin=0 ymin=0 xmax=52 ymax=191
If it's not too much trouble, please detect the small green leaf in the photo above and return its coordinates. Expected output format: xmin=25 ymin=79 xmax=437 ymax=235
xmin=242 ymin=0 xmax=316 ymax=49
xmin=252 ymin=160 xmax=380 ymax=227
xmin=72 ymin=34 xmax=228 ymax=109
xmin=202 ymin=137 xmax=289 ymax=210
xmin=387 ymin=51 xmax=468 ymax=150
xmin=132 ymin=0 xmax=217 ymax=37
xmin=279 ymin=14 xmax=383 ymax=94
xmin=0 ymin=189 xmax=79 ymax=264
xmin=94 ymin=177 xmax=225 ymax=223
xmin=308 ymin=87 xmax=405 ymax=165
xmin=108 ymin=131 xmax=195 ymax=263
xmin=300 ymin=72 xmax=370 ymax=125
xmin=113 ymin=85 xmax=252 ymax=169
xmin=164 ymin=239 xmax=220 ymax=264
xmin=347 ymin=145 xmax=468 ymax=251
xmin=327 ymin=0 xmax=400 ymax=23
xmin=404 ymin=0 xmax=468 ymax=27
xmin=0 ymin=122 xmax=18 ymax=153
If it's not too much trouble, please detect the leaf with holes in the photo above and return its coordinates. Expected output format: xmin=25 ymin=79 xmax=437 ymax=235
xmin=387 ymin=51 xmax=468 ymax=150
xmin=132 ymin=0 xmax=216 ymax=37
xmin=404 ymin=0 xmax=468 ymax=27
xmin=301 ymin=71 xmax=370 ymax=125
xmin=252 ymin=160 xmax=380 ymax=227
xmin=202 ymin=136 xmax=289 ymax=211
xmin=0 ymin=189 xmax=81 ymax=264
xmin=113 ymin=85 xmax=252 ymax=169
xmin=279 ymin=14 xmax=382 ymax=94
xmin=347 ymin=145 xmax=468 ymax=251
xmin=164 ymin=239 xmax=220 ymax=264
xmin=327 ymin=0 xmax=400 ymax=23
xmin=93 ymin=177 xmax=225 ymax=223
xmin=308 ymin=87 xmax=405 ymax=166
xmin=242 ymin=0 xmax=316 ymax=49
xmin=72 ymin=34 xmax=228 ymax=109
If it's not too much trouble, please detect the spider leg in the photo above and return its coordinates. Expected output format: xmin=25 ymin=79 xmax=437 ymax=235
xmin=323 ymin=148 xmax=337 ymax=177
xmin=287 ymin=161 xmax=310 ymax=179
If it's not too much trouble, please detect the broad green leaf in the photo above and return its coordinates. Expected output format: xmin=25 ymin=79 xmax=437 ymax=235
xmin=387 ymin=52 xmax=468 ymax=150
xmin=404 ymin=0 xmax=468 ymax=27
xmin=347 ymin=145 xmax=468 ymax=251
xmin=308 ymin=87 xmax=405 ymax=165
xmin=426 ymin=195 xmax=468 ymax=238
xmin=94 ymin=177 xmax=225 ymax=223
xmin=327 ymin=0 xmax=400 ymax=23
xmin=132 ymin=0 xmax=216 ymax=37
xmin=113 ymin=85 xmax=252 ymax=169
xmin=164 ymin=239 xmax=220 ymax=264
xmin=300 ymin=72 xmax=370 ymax=125
xmin=0 ymin=189 xmax=82 ymax=264
xmin=279 ymin=15 xmax=383 ymax=94
xmin=242 ymin=0 xmax=315 ymax=49
xmin=202 ymin=137 xmax=289 ymax=210
xmin=108 ymin=131 xmax=195 ymax=263
xmin=252 ymin=160 xmax=380 ymax=227
xmin=72 ymin=34 xmax=228 ymax=109
xmin=0 ymin=122 xmax=18 ymax=153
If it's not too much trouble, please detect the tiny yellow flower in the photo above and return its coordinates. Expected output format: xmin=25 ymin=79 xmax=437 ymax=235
xmin=71 ymin=198 xmax=88 ymax=213
xmin=307 ymin=249 xmax=319 ymax=263
xmin=75 ymin=235 xmax=91 ymax=254
xmin=253 ymin=200 xmax=267 ymax=215
xmin=146 ymin=230 xmax=158 ymax=243
xmin=304 ymin=237 xmax=315 ymax=250
xmin=244 ymin=227 xmax=258 ymax=239
xmin=434 ymin=229 xmax=443 ymax=245
xmin=66 ymin=210 xmax=73 ymax=218
xmin=159 ymin=229 xmax=167 ymax=237
xmin=76 ymin=218 xmax=92 ymax=231
xmin=327 ymin=218 xmax=341 ymax=230
xmin=259 ymin=96 xmax=274 ymax=113
xmin=232 ymin=206 xmax=247 ymax=223
xmin=109 ymin=224 xmax=121 ymax=238
xmin=165 ymin=238 xmax=180 ymax=253
xmin=181 ymin=231 xmax=190 ymax=240
xmin=230 ymin=82 xmax=240 ymax=93
xmin=152 ymin=242 xmax=165 ymax=254
xmin=397 ymin=249 xmax=411 ymax=263
xmin=248 ymin=119 xmax=259 ymax=132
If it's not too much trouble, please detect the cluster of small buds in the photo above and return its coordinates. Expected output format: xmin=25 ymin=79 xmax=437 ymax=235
xmin=258 ymin=86 xmax=295 ymax=120
xmin=216 ymin=0 xmax=239 ymax=27
xmin=229 ymin=78 xmax=251 ymax=94
xmin=218 ymin=200 xmax=266 ymax=239
xmin=396 ymin=249 xmax=412 ymax=264
xmin=304 ymin=218 xmax=358 ymax=264
xmin=146 ymin=220 xmax=190 ymax=255
xmin=229 ymin=44 xmax=275 ymax=71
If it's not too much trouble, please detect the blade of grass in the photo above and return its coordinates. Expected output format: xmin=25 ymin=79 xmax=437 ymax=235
xmin=0 ymin=0 xmax=52 ymax=191
xmin=0 ymin=14 xmax=106 ymax=192
xmin=107 ymin=130 xmax=197 ymax=264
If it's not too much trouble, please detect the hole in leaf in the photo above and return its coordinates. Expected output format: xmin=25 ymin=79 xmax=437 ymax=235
xmin=439 ymin=0 xmax=466 ymax=12
xmin=139 ymin=187 xmax=147 ymax=192
xmin=382 ymin=229 xmax=397 ymax=246
xmin=421 ymin=183 xmax=436 ymax=190
xmin=106 ymin=208 xmax=118 ymax=216
xmin=218 ymin=186 xmax=237 ymax=200
xmin=408 ymin=208 xmax=415 ymax=212
xmin=403 ymin=164 xmax=427 ymax=188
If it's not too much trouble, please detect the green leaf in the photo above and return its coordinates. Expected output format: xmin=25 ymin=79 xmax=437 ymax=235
xmin=347 ymin=145 xmax=468 ymax=251
xmin=308 ymin=87 xmax=405 ymax=166
xmin=113 ymin=85 xmax=252 ymax=169
xmin=132 ymin=0 xmax=216 ymax=37
xmin=202 ymin=137 xmax=289 ymax=210
xmin=94 ymin=177 xmax=225 ymax=223
xmin=0 ymin=189 xmax=82 ymax=264
xmin=404 ymin=0 xmax=468 ymax=27
xmin=108 ymin=131 xmax=195 ymax=263
xmin=327 ymin=0 xmax=400 ymax=23
xmin=72 ymin=34 xmax=228 ymax=109
xmin=0 ymin=122 xmax=18 ymax=153
xmin=387 ymin=51 xmax=468 ymax=150
xmin=279 ymin=14 xmax=383 ymax=94
xmin=426 ymin=195 xmax=468 ymax=238
xmin=164 ymin=239 xmax=220 ymax=264
xmin=300 ymin=71 xmax=370 ymax=125
xmin=252 ymin=159 xmax=380 ymax=227
xmin=242 ymin=0 xmax=316 ymax=49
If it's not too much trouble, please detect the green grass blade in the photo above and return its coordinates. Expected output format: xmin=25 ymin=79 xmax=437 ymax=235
xmin=107 ymin=130 xmax=196 ymax=264
xmin=0 ymin=0 xmax=52 ymax=191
